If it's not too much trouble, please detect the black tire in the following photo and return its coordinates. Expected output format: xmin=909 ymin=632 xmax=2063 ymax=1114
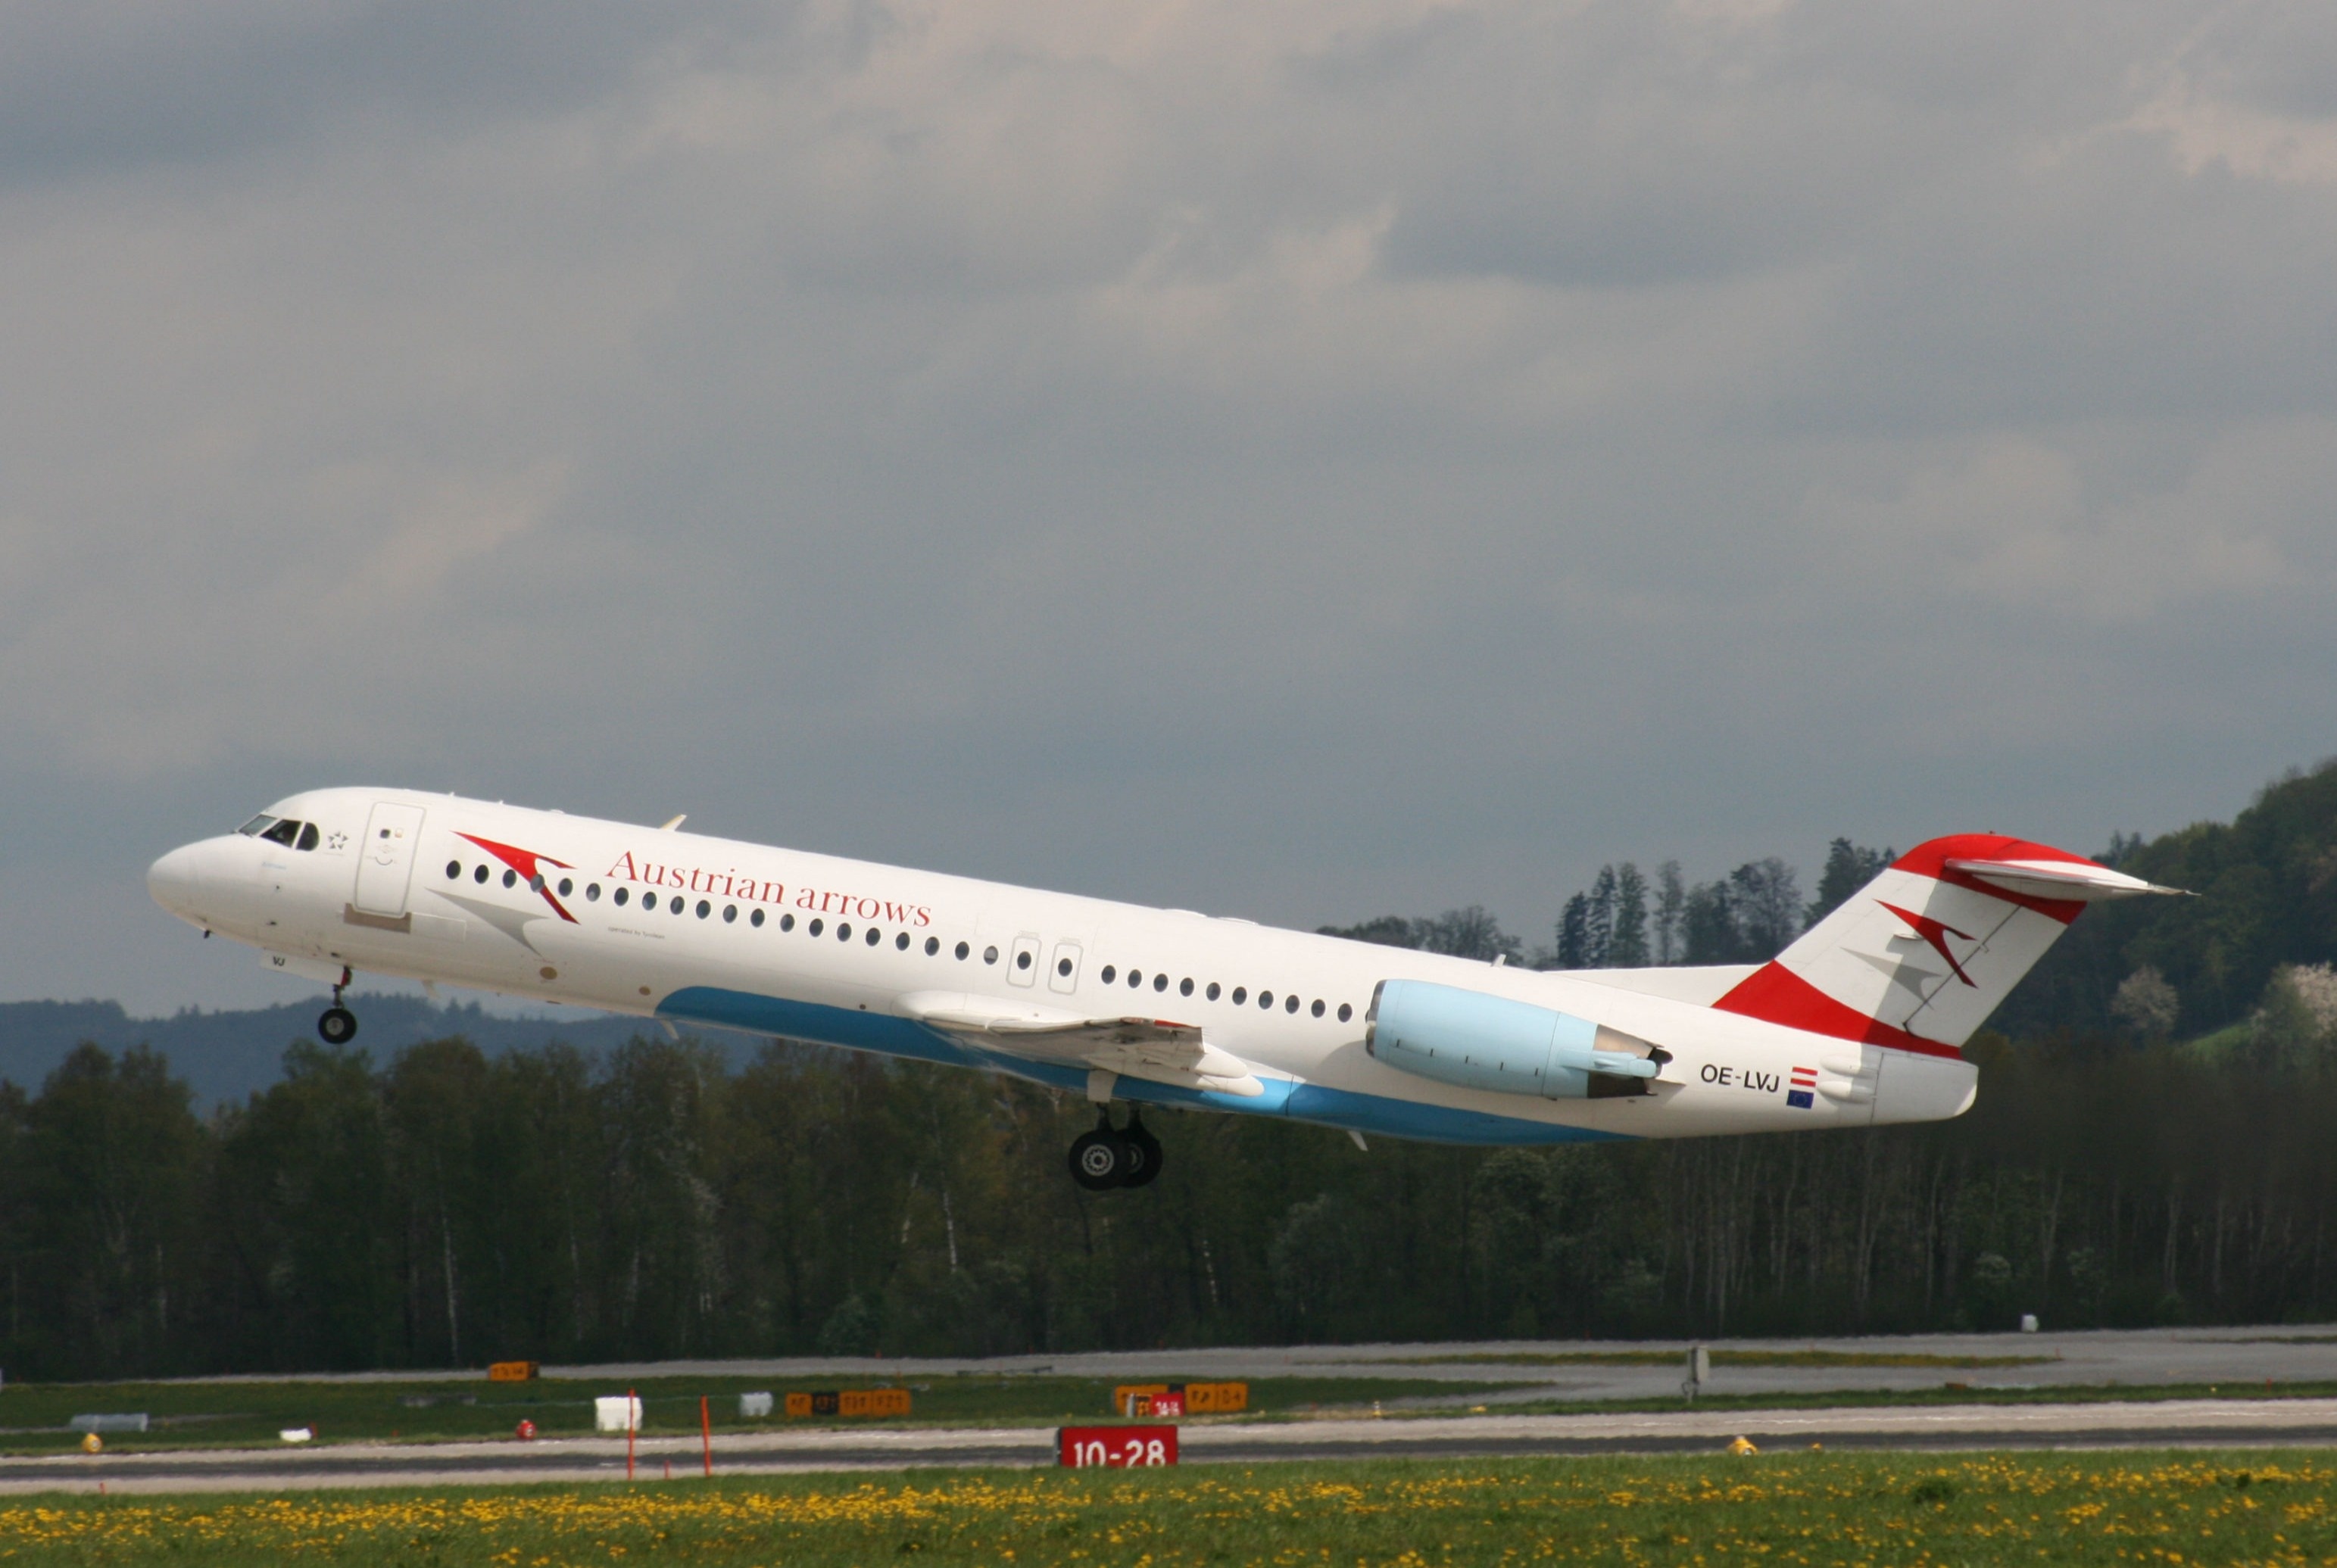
xmin=318 ymin=1006 xmax=357 ymax=1045
xmin=1121 ymin=1118 xmax=1163 ymax=1188
xmin=1069 ymin=1128 xmax=1129 ymax=1190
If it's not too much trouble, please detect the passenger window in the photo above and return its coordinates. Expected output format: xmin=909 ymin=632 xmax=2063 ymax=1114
xmin=296 ymin=823 xmax=320 ymax=851
xmin=1337 ymin=1002 xmax=1352 ymax=1022
xmin=588 ymin=883 xmax=601 ymax=901
xmin=781 ymin=913 xmax=796 ymax=931
xmin=1180 ymin=977 xmax=1193 ymax=996
xmin=1259 ymin=991 xmax=1274 ymax=1008
xmin=1128 ymin=970 xmax=1143 ymax=988
xmin=1206 ymin=983 xmax=1221 ymax=1001
xmin=868 ymin=927 xmax=882 ymax=946
xmin=925 ymin=937 xmax=939 ymax=955
xmin=696 ymin=899 xmax=710 ymax=918
xmin=956 ymin=941 xmax=970 ymax=959
xmin=669 ymin=896 xmax=684 ymax=914
xmin=1100 ymin=965 xmax=1117 ymax=984
xmin=838 ymin=923 xmax=853 ymax=941
xmin=1309 ymin=999 xmax=1322 ymax=1017
xmin=984 ymin=946 xmax=999 ymax=965
xmin=1059 ymin=958 xmax=1074 ymax=977
xmin=810 ymin=918 xmax=825 ymax=937
xmin=614 ymin=887 xmax=630 ymax=906
xmin=1286 ymin=995 xmax=1300 ymax=1013
xmin=558 ymin=878 xmax=574 ymax=897
xmin=897 ymin=932 xmax=911 ymax=950
xmin=1231 ymin=987 xmax=1247 ymax=1005
xmin=261 ymin=818 xmax=301 ymax=846
xmin=503 ymin=869 xmax=518 ymax=888
xmin=722 ymin=905 xmax=736 ymax=923
xmin=530 ymin=874 xmax=545 ymax=892
xmin=1016 ymin=949 xmax=1032 ymax=969
xmin=475 ymin=865 xmax=490 ymax=884
xmin=751 ymin=908 xmax=765 ymax=927
xmin=1153 ymin=973 xmax=1168 ymax=992
xmin=446 ymin=861 xmax=462 ymax=879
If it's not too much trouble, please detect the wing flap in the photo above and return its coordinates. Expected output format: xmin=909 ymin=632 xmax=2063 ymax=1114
xmin=897 ymin=992 xmax=1265 ymax=1096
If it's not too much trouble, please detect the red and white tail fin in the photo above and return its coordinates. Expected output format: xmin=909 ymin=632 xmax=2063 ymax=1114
xmin=1712 ymin=834 xmax=2180 ymax=1055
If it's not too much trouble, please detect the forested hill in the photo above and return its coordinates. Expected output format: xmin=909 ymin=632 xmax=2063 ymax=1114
xmin=1481 ymin=756 xmax=2337 ymax=1049
xmin=1994 ymin=758 xmax=2337 ymax=1042
xmin=0 ymin=997 xmax=651 ymax=1107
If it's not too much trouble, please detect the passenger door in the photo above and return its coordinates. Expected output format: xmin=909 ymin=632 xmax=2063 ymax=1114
xmin=1047 ymin=940 xmax=1084 ymax=996
xmin=353 ymin=802 xmax=426 ymax=918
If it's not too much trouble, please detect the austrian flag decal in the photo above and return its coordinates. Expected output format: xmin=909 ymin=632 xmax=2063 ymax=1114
xmin=1788 ymin=1065 xmax=1817 ymax=1109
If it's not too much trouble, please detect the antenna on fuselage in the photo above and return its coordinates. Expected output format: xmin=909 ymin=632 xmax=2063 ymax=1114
xmin=660 ymin=814 xmax=687 ymax=831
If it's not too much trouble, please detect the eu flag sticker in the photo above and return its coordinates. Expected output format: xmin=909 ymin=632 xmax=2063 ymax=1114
xmin=1786 ymin=1089 xmax=1814 ymax=1109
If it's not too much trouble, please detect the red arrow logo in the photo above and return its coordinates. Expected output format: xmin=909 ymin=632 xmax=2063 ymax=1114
xmin=1879 ymin=901 xmax=1976 ymax=986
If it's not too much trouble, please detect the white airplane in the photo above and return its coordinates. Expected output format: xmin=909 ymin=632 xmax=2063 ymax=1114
xmin=147 ymin=789 xmax=2176 ymax=1189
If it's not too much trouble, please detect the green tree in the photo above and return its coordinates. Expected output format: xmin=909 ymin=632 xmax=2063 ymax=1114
xmin=1608 ymin=864 xmax=1650 ymax=967
xmin=22 ymin=1046 xmax=206 ymax=1376
xmin=1807 ymin=839 xmax=1894 ymax=925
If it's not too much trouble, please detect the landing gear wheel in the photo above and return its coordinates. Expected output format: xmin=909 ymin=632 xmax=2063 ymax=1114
xmin=1069 ymin=1125 xmax=1131 ymax=1190
xmin=1121 ymin=1111 xmax=1163 ymax=1188
xmin=318 ymin=1005 xmax=357 ymax=1045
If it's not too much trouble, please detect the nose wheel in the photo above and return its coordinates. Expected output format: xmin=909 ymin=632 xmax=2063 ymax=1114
xmin=1067 ymin=1107 xmax=1163 ymax=1190
xmin=317 ymin=970 xmax=358 ymax=1044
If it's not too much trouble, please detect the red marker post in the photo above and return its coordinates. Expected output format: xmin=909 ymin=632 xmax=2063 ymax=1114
xmin=626 ymin=1388 xmax=638 ymax=1480
xmin=700 ymin=1395 xmax=713 ymax=1477
xmin=1057 ymin=1426 xmax=1178 ymax=1467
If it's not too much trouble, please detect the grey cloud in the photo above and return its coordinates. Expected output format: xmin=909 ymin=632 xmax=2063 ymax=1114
xmin=0 ymin=0 xmax=779 ymax=186
xmin=5 ymin=0 xmax=2337 ymax=1015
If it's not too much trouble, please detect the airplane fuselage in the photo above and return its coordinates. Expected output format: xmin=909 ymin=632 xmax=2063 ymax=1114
xmin=148 ymin=787 xmax=1988 ymax=1148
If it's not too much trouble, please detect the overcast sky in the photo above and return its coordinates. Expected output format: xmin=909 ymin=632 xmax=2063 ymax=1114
xmin=5 ymin=0 xmax=2335 ymax=1014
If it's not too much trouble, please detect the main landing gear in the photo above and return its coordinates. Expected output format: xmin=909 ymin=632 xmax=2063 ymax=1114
xmin=1068 ymin=1107 xmax=1163 ymax=1192
xmin=317 ymin=968 xmax=357 ymax=1045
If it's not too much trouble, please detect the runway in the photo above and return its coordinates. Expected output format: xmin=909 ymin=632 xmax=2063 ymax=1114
xmin=13 ymin=1398 xmax=2337 ymax=1495
xmin=156 ymin=1323 xmax=2337 ymax=1407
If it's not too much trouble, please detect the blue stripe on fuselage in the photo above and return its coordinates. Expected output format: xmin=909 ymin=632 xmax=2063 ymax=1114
xmin=655 ymin=986 xmax=1628 ymax=1147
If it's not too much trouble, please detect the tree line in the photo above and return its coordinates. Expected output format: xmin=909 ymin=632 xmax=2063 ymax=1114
xmin=5 ymin=759 xmax=2335 ymax=1379
xmin=9 ymin=1021 xmax=2337 ymax=1381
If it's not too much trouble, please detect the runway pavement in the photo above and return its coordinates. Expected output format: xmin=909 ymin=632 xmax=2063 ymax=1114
xmin=144 ymin=1324 xmax=2337 ymax=1407
xmin=11 ymin=1397 xmax=2337 ymax=1495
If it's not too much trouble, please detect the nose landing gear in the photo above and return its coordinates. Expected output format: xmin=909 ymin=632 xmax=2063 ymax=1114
xmin=317 ymin=968 xmax=357 ymax=1045
xmin=1067 ymin=1106 xmax=1163 ymax=1191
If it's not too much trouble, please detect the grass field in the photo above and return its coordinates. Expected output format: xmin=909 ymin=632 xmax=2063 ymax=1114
xmin=0 ymin=1373 xmax=1499 ymax=1454
xmin=1393 ymin=1349 xmax=2060 ymax=1369
xmin=1484 ymin=1379 xmax=2337 ymax=1419
xmin=14 ymin=1370 xmax=2337 ymax=1455
xmin=0 ymin=1451 xmax=2329 ymax=1563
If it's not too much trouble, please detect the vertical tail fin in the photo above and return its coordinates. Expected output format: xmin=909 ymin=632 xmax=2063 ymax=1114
xmin=1712 ymin=834 xmax=2180 ymax=1055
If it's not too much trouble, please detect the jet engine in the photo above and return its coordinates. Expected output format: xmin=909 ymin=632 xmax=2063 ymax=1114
xmin=1364 ymin=979 xmax=1667 ymax=1099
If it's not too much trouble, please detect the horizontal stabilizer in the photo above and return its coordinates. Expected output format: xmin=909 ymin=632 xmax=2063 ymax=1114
xmin=1941 ymin=856 xmax=2186 ymax=902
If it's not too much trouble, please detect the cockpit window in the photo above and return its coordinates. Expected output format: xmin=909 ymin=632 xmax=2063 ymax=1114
xmin=260 ymin=818 xmax=303 ymax=847
xmin=238 ymin=815 xmax=276 ymax=837
xmin=295 ymin=822 xmax=320 ymax=851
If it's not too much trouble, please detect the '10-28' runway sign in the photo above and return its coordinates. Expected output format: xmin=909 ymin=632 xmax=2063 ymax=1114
xmin=1058 ymin=1426 xmax=1178 ymax=1467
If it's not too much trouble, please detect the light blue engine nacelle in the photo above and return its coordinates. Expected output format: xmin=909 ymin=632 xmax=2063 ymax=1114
xmin=1364 ymin=979 xmax=1667 ymax=1100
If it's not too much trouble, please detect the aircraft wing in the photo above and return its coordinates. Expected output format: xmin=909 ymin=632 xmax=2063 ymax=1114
xmin=899 ymin=991 xmax=1266 ymax=1096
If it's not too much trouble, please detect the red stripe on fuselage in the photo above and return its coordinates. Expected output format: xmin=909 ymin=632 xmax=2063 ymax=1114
xmin=1714 ymin=963 xmax=1961 ymax=1059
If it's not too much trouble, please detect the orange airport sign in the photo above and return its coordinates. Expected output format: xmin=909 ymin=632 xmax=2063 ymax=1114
xmin=783 ymin=1388 xmax=912 ymax=1417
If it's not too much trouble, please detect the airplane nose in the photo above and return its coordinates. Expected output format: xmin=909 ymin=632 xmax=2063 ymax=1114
xmin=147 ymin=843 xmax=204 ymax=921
